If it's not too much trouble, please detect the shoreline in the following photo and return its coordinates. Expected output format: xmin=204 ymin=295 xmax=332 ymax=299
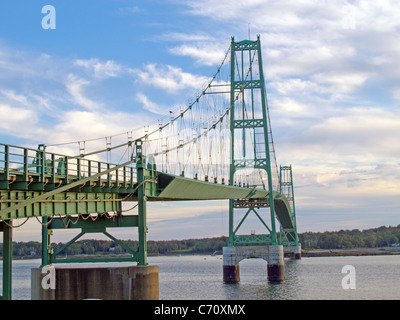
xmin=300 ymin=246 xmax=400 ymax=257
xmin=6 ymin=246 xmax=400 ymax=261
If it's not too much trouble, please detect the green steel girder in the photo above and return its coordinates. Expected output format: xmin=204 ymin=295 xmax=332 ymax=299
xmin=279 ymin=227 xmax=298 ymax=246
xmin=233 ymin=119 xmax=264 ymax=129
xmin=51 ymin=230 xmax=138 ymax=264
xmin=233 ymin=234 xmax=271 ymax=244
xmin=48 ymin=214 xmax=138 ymax=231
xmin=233 ymin=207 xmax=271 ymax=235
xmin=41 ymin=215 xmax=139 ymax=265
xmin=233 ymin=40 xmax=258 ymax=51
xmin=0 ymin=191 xmax=122 ymax=220
xmin=233 ymin=80 xmax=261 ymax=90
xmin=233 ymin=159 xmax=267 ymax=169
xmin=279 ymin=165 xmax=299 ymax=244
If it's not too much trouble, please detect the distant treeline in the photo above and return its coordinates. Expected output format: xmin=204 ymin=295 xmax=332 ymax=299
xmin=2 ymin=225 xmax=400 ymax=258
xmin=2 ymin=237 xmax=230 ymax=258
xmin=299 ymin=225 xmax=400 ymax=249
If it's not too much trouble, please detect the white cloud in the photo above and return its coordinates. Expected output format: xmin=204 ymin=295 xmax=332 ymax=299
xmin=74 ymin=58 xmax=122 ymax=79
xmin=47 ymin=108 xmax=153 ymax=159
xmin=270 ymin=78 xmax=320 ymax=96
xmin=156 ymin=32 xmax=213 ymax=42
xmin=65 ymin=73 xmax=100 ymax=111
xmin=1 ymin=89 xmax=30 ymax=106
xmin=278 ymin=106 xmax=400 ymax=166
xmin=134 ymin=63 xmax=209 ymax=93
xmin=391 ymin=87 xmax=400 ymax=100
xmin=153 ymin=31 xmax=227 ymax=66
xmin=32 ymin=94 xmax=54 ymax=111
xmin=311 ymin=71 xmax=370 ymax=94
xmin=0 ymin=103 xmax=43 ymax=140
xmin=0 ymin=104 xmax=36 ymax=127
xmin=272 ymin=97 xmax=312 ymax=116
xmin=170 ymin=44 xmax=226 ymax=66
xmin=303 ymin=107 xmax=400 ymax=157
xmin=184 ymin=0 xmax=400 ymax=97
xmin=136 ymin=93 xmax=167 ymax=115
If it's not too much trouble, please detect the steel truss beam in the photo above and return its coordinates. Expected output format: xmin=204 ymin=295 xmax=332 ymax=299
xmin=44 ymin=215 xmax=139 ymax=265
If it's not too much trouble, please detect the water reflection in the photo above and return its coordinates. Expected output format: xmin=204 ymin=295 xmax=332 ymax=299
xmin=220 ymin=258 xmax=303 ymax=300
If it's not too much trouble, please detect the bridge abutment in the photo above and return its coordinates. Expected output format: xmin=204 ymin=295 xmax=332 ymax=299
xmin=31 ymin=265 xmax=159 ymax=300
xmin=222 ymin=245 xmax=285 ymax=283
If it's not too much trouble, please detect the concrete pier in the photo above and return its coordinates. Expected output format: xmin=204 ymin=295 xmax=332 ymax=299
xmin=294 ymin=244 xmax=302 ymax=259
xmin=31 ymin=265 xmax=159 ymax=300
xmin=222 ymin=245 xmax=285 ymax=283
xmin=283 ymin=244 xmax=302 ymax=259
xmin=222 ymin=247 xmax=240 ymax=283
xmin=267 ymin=245 xmax=284 ymax=282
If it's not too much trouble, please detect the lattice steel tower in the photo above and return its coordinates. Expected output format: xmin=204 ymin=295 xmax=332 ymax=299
xmin=228 ymin=35 xmax=279 ymax=246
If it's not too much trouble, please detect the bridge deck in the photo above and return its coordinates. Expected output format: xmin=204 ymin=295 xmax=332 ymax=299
xmin=0 ymin=170 xmax=296 ymax=232
xmin=0 ymin=143 xmax=296 ymax=232
xmin=145 ymin=172 xmax=296 ymax=232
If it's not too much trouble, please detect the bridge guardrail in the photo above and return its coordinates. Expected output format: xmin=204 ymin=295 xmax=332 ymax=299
xmin=0 ymin=143 xmax=137 ymax=192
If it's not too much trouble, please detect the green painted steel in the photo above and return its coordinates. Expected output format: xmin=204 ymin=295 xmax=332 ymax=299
xmin=233 ymin=234 xmax=271 ymax=244
xmin=0 ymin=143 xmax=136 ymax=194
xmin=1 ymin=221 xmax=12 ymax=300
xmin=156 ymin=174 xmax=268 ymax=200
xmin=0 ymin=191 xmax=122 ymax=220
xmin=41 ymin=217 xmax=51 ymax=266
xmin=0 ymin=143 xmax=135 ymax=220
xmin=41 ymin=215 xmax=139 ymax=265
xmin=135 ymin=140 xmax=148 ymax=266
xmin=228 ymin=36 xmax=280 ymax=246
xmin=0 ymin=36 xmax=300 ymax=299
xmin=279 ymin=165 xmax=299 ymax=246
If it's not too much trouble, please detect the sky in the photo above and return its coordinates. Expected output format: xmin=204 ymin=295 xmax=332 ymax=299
xmin=0 ymin=0 xmax=399 ymax=242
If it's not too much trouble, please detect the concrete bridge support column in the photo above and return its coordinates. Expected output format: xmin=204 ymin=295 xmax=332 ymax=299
xmin=222 ymin=247 xmax=240 ymax=283
xmin=267 ymin=245 xmax=284 ymax=282
xmin=223 ymin=245 xmax=285 ymax=283
xmin=294 ymin=244 xmax=302 ymax=259
xmin=283 ymin=244 xmax=302 ymax=259
xmin=31 ymin=265 xmax=159 ymax=300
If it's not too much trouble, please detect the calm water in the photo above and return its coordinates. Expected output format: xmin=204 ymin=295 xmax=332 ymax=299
xmin=2 ymin=255 xmax=400 ymax=300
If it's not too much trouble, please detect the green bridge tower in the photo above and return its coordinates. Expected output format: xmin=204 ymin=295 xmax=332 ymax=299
xmin=224 ymin=35 xmax=300 ymax=283
xmin=228 ymin=35 xmax=278 ymax=246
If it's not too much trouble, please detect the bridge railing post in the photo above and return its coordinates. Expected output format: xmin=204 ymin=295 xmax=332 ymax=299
xmin=135 ymin=139 xmax=148 ymax=266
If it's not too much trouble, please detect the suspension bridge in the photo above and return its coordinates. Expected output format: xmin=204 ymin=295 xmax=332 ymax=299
xmin=0 ymin=36 xmax=300 ymax=300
